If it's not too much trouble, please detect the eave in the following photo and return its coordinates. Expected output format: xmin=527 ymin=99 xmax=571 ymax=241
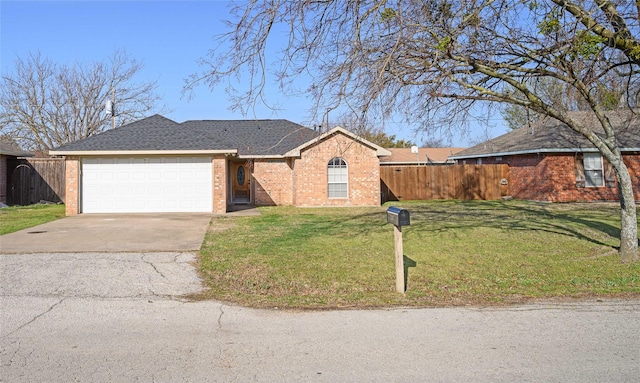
xmin=48 ymin=149 xmax=238 ymax=156
xmin=449 ymin=147 xmax=640 ymax=160
xmin=380 ymin=161 xmax=454 ymax=165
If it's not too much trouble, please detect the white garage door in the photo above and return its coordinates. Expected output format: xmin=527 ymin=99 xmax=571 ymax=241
xmin=82 ymin=157 xmax=213 ymax=213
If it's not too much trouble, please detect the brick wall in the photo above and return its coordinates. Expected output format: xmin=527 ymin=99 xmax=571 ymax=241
xmin=478 ymin=153 xmax=640 ymax=202
xmin=212 ymin=155 xmax=227 ymax=213
xmin=625 ymin=154 xmax=640 ymax=199
xmin=253 ymin=159 xmax=294 ymax=206
xmin=65 ymin=157 xmax=80 ymax=215
xmin=292 ymin=132 xmax=381 ymax=206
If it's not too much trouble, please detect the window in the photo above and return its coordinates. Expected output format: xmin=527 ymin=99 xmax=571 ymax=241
xmin=583 ymin=153 xmax=604 ymax=187
xmin=328 ymin=157 xmax=348 ymax=198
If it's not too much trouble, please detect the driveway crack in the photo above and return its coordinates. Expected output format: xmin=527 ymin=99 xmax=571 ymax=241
xmin=141 ymin=253 xmax=167 ymax=280
xmin=217 ymin=304 xmax=225 ymax=332
xmin=2 ymin=298 xmax=66 ymax=338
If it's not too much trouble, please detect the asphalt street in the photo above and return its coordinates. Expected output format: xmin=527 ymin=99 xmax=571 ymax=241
xmin=1 ymin=251 xmax=639 ymax=382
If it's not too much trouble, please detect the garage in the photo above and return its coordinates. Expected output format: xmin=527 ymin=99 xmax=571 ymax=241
xmin=81 ymin=156 xmax=213 ymax=213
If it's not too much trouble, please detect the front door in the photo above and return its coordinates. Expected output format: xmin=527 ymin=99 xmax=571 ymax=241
xmin=231 ymin=161 xmax=251 ymax=203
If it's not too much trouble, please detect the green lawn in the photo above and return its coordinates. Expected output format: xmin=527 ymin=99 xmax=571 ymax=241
xmin=0 ymin=204 xmax=66 ymax=235
xmin=197 ymin=200 xmax=640 ymax=308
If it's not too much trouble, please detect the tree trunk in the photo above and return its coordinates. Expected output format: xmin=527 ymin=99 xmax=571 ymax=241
xmin=614 ymin=161 xmax=639 ymax=263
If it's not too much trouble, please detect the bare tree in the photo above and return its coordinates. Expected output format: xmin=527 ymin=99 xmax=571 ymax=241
xmin=421 ymin=138 xmax=446 ymax=148
xmin=188 ymin=0 xmax=639 ymax=262
xmin=502 ymin=74 xmax=635 ymax=130
xmin=332 ymin=113 xmax=415 ymax=147
xmin=1 ymin=50 xmax=163 ymax=152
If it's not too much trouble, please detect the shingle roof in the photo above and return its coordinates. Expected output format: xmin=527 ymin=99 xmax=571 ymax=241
xmin=380 ymin=147 xmax=465 ymax=164
xmin=0 ymin=141 xmax=33 ymax=157
xmin=451 ymin=110 xmax=640 ymax=159
xmin=51 ymin=114 xmax=321 ymax=156
xmin=181 ymin=119 xmax=319 ymax=156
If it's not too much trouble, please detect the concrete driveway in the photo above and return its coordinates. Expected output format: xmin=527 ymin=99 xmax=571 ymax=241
xmin=0 ymin=213 xmax=213 ymax=253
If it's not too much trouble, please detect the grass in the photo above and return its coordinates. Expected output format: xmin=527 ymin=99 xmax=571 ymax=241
xmin=0 ymin=203 xmax=66 ymax=235
xmin=197 ymin=200 xmax=640 ymax=309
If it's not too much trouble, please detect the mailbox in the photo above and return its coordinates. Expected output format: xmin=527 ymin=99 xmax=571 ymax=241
xmin=386 ymin=206 xmax=410 ymax=227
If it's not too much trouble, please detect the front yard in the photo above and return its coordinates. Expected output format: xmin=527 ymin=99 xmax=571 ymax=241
xmin=197 ymin=200 xmax=640 ymax=309
xmin=0 ymin=204 xmax=65 ymax=235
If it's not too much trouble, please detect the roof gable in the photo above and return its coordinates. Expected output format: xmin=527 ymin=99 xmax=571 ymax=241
xmin=452 ymin=110 xmax=640 ymax=159
xmin=284 ymin=126 xmax=392 ymax=157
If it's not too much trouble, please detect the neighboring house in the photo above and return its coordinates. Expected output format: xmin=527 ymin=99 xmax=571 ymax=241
xmin=380 ymin=147 xmax=465 ymax=166
xmin=0 ymin=142 xmax=33 ymax=205
xmin=49 ymin=115 xmax=390 ymax=215
xmin=449 ymin=111 xmax=640 ymax=202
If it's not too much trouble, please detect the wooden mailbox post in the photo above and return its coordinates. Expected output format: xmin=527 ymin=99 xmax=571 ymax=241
xmin=386 ymin=206 xmax=410 ymax=293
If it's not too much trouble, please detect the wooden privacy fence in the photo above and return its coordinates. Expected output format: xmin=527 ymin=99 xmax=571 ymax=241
xmin=8 ymin=158 xmax=65 ymax=205
xmin=380 ymin=164 xmax=509 ymax=202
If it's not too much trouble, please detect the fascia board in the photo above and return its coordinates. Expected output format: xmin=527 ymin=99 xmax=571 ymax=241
xmin=48 ymin=149 xmax=238 ymax=156
xmin=449 ymin=147 xmax=640 ymax=160
xmin=381 ymin=161 xmax=452 ymax=165
xmin=236 ymin=154 xmax=286 ymax=159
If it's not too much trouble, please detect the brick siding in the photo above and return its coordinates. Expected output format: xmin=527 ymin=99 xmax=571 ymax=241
xmin=476 ymin=153 xmax=640 ymax=202
xmin=626 ymin=154 xmax=640 ymax=198
xmin=251 ymin=133 xmax=382 ymax=207
xmin=64 ymin=157 xmax=80 ymax=215
xmin=253 ymin=159 xmax=294 ymax=206
xmin=212 ymin=155 xmax=227 ymax=213
xmin=292 ymin=132 xmax=381 ymax=206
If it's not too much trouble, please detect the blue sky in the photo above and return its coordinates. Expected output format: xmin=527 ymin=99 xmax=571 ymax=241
xmin=1 ymin=0 xmax=507 ymax=147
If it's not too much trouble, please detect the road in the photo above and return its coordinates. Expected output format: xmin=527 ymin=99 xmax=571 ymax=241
xmin=1 ymin=252 xmax=639 ymax=382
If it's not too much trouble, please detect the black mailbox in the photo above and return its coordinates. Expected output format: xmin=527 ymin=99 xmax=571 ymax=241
xmin=386 ymin=206 xmax=410 ymax=227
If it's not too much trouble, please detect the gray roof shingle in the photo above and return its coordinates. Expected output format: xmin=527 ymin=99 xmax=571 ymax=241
xmin=452 ymin=110 xmax=640 ymax=159
xmin=52 ymin=114 xmax=320 ymax=156
xmin=181 ymin=119 xmax=319 ymax=155
xmin=0 ymin=141 xmax=33 ymax=157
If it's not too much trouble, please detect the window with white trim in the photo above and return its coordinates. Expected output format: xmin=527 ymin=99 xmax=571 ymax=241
xmin=583 ymin=153 xmax=604 ymax=187
xmin=328 ymin=157 xmax=348 ymax=198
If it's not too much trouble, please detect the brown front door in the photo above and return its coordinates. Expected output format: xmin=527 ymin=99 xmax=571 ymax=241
xmin=231 ymin=162 xmax=251 ymax=203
